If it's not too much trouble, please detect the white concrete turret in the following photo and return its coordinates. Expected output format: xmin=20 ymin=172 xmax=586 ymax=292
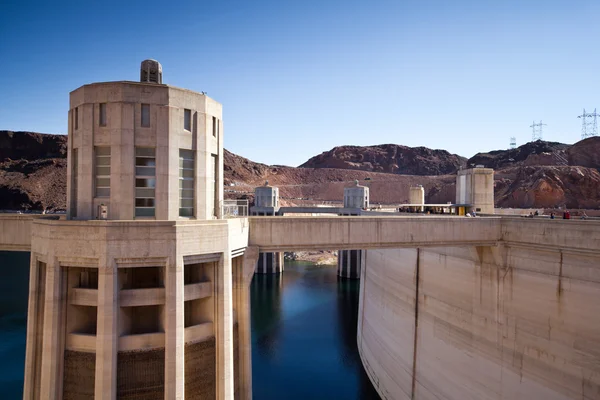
xmin=254 ymin=181 xmax=279 ymax=208
xmin=344 ymin=180 xmax=369 ymax=209
xmin=409 ymin=185 xmax=425 ymax=212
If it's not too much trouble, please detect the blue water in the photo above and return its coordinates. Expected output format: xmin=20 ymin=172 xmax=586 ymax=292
xmin=0 ymin=253 xmax=380 ymax=400
xmin=0 ymin=251 xmax=30 ymax=399
xmin=251 ymin=261 xmax=380 ymax=400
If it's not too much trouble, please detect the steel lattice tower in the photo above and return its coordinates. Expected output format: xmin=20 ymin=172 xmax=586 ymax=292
xmin=530 ymin=120 xmax=546 ymax=141
xmin=510 ymin=137 xmax=517 ymax=149
xmin=577 ymin=108 xmax=598 ymax=140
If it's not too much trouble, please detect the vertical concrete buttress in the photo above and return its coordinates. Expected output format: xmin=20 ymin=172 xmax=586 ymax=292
xmin=165 ymin=257 xmax=185 ymax=399
xmin=95 ymin=260 xmax=118 ymax=400
xmin=39 ymin=259 xmax=63 ymax=399
xmin=216 ymin=250 xmax=234 ymax=400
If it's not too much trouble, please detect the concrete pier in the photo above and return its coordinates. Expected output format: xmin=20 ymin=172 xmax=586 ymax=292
xmin=337 ymin=249 xmax=362 ymax=279
xmin=337 ymin=181 xmax=369 ymax=279
xmin=251 ymin=182 xmax=283 ymax=274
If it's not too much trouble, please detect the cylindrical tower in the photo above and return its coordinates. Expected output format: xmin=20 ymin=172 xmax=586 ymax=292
xmin=254 ymin=181 xmax=279 ymax=208
xmin=343 ymin=180 xmax=369 ymax=209
xmin=409 ymin=185 xmax=425 ymax=212
xmin=24 ymin=61 xmax=251 ymax=400
xmin=66 ymin=63 xmax=223 ymax=221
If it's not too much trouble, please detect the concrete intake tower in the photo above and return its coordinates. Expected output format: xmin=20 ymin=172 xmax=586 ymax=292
xmin=22 ymin=60 xmax=255 ymax=400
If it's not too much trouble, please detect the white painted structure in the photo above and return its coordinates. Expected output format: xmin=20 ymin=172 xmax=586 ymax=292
xmin=456 ymin=167 xmax=494 ymax=214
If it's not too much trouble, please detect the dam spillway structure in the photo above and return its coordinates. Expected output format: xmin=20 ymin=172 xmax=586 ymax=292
xmin=22 ymin=60 xmax=256 ymax=400
xmin=250 ymin=182 xmax=283 ymax=274
xmin=337 ymin=180 xmax=369 ymax=279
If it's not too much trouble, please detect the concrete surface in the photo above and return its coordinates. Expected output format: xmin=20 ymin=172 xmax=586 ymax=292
xmin=358 ymin=221 xmax=600 ymax=399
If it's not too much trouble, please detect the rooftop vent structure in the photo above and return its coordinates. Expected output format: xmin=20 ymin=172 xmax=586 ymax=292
xmin=140 ymin=59 xmax=163 ymax=84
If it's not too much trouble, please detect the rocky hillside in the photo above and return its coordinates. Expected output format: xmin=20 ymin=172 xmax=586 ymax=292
xmin=567 ymin=137 xmax=600 ymax=170
xmin=299 ymin=144 xmax=467 ymax=175
xmin=495 ymin=166 xmax=600 ymax=209
xmin=0 ymin=131 xmax=68 ymax=211
xmin=0 ymin=130 xmax=67 ymax=161
xmin=467 ymin=138 xmax=600 ymax=170
xmin=1 ymin=131 xmax=600 ymax=211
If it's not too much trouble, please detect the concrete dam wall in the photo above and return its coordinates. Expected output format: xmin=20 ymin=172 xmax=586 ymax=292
xmin=358 ymin=245 xmax=600 ymax=400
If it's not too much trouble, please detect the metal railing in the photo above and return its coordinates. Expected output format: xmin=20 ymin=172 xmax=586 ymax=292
xmin=223 ymin=200 xmax=248 ymax=218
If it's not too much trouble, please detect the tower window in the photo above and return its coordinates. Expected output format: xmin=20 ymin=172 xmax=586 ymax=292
xmin=184 ymin=109 xmax=191 ymax=131
xmin=99 ymin=103 xmax=106 ymax=127
xmin=141 ymin=104 xmax=150 ymax=127
xmin=212 ymin=116 xmax=216 ymax=137
xmin=71 ymin=148 xmax=78 ymax=218
xmin=95 ymin=147 xmax=111 ymax=197
xmin=135 ymin=147 xmax=156 ymax=217
xmin=179 ymin=149 xmax=195 ymax=217
xmin=74 ymin=107 xmax=79 ymax=130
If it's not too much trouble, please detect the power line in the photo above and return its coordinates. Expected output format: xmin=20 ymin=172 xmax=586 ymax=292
xmin=530 ymin=120 xmax=546 ymax=141
xmin=577 ymin=108 xmax=598 ymax=140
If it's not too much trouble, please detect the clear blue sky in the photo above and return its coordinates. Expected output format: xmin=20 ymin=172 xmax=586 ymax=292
xmin=1 ymin=0 xmax=599 ymax=166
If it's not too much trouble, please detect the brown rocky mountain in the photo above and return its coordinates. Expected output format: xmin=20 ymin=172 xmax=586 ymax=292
xmin=0 ymin=130 xmax=67 ymax=161
xmin=1 ymin=131 xmax=599 ymax=211
xmin=466 ymin=138 xmax=600 ymax=170
xmin=299 ymin=144 xmax=467 ymax=175
xmin=567 ymin=137 xmax=600 ymax=170
xmin=495 ymin=165 xmax=600 ymax=209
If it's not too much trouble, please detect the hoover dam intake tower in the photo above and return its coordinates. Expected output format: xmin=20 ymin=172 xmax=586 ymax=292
xmin=20 ymin=60 xmax=256 ymax=400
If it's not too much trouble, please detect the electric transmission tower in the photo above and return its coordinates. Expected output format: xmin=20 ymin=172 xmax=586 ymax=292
xmin=530 ymin=120 xmax=546 ymax=142
xmin=509 ymin=137 xmax=517 ymax=149
xmin=577 ymin=108 xmax=598 ymax=140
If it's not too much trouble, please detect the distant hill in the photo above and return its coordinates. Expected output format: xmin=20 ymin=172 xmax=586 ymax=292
xmin=1 ymin=130 xmax=600 ymax=211
xmin=0 ymin=130 xmax=67 ymax=161
xmin=299 ymin=144 xmax=467 ymax=175
xmin=466 ymin=138 xmax=600 ymax=171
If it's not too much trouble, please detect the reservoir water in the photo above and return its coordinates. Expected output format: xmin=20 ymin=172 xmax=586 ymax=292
xmin=251 ymin=261 xmax=380 ymax=400
xmin=0 ymin=252 xmax=380 ymax=399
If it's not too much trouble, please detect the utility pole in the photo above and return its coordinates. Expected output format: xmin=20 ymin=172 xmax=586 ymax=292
xmin=530 ymin=120 xmax=546 ymax=141
xmin=578 ymin=108 xmax=598 ymax=140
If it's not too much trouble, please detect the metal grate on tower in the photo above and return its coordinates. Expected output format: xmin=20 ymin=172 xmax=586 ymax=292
xmin=577 ymin=108 xmax=598 ymax=140
xmin=509 ymin=137 xmax=517 ymax=149
xmin=530 ymin=120 xmax=546 ymax=141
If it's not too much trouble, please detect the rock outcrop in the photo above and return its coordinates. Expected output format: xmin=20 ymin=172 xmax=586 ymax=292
xmin=0 ymin=131 xmax=67 ymax=161
xmin=567 ymin=136 xmax=600 ymax=170
xmin=467 ymin=140 xmax=569 ymax=170
xmin=299 ymin=144 xmax=466 ymax=175
xmin=494 ymin=166 xmax=600 ymax=209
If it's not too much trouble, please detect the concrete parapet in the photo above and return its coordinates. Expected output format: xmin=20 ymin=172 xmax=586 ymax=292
xmin=249 ymin=216 xmax=502 ymax=252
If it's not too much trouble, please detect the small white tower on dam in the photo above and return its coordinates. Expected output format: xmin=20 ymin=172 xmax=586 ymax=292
xmin=343 ymin=179 xmax=369 ymax=209
xmin=23 ymin=60 xmax=254 ymax=400
xmin=409 ymin=185 xmax=425 ymax=212
xmin=456 ymin=166 xmax=494 ymax=214
xmin=251 ymin=182 xmax=283 ymax=274
xmin=337 ymin=180 xmax=369 ymax=279
xmin=254 ymin=181 xmax=279 ymax=208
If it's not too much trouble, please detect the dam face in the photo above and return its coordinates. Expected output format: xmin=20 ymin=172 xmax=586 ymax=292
xmin=358 ymin=243 xmax=600 ymax=399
